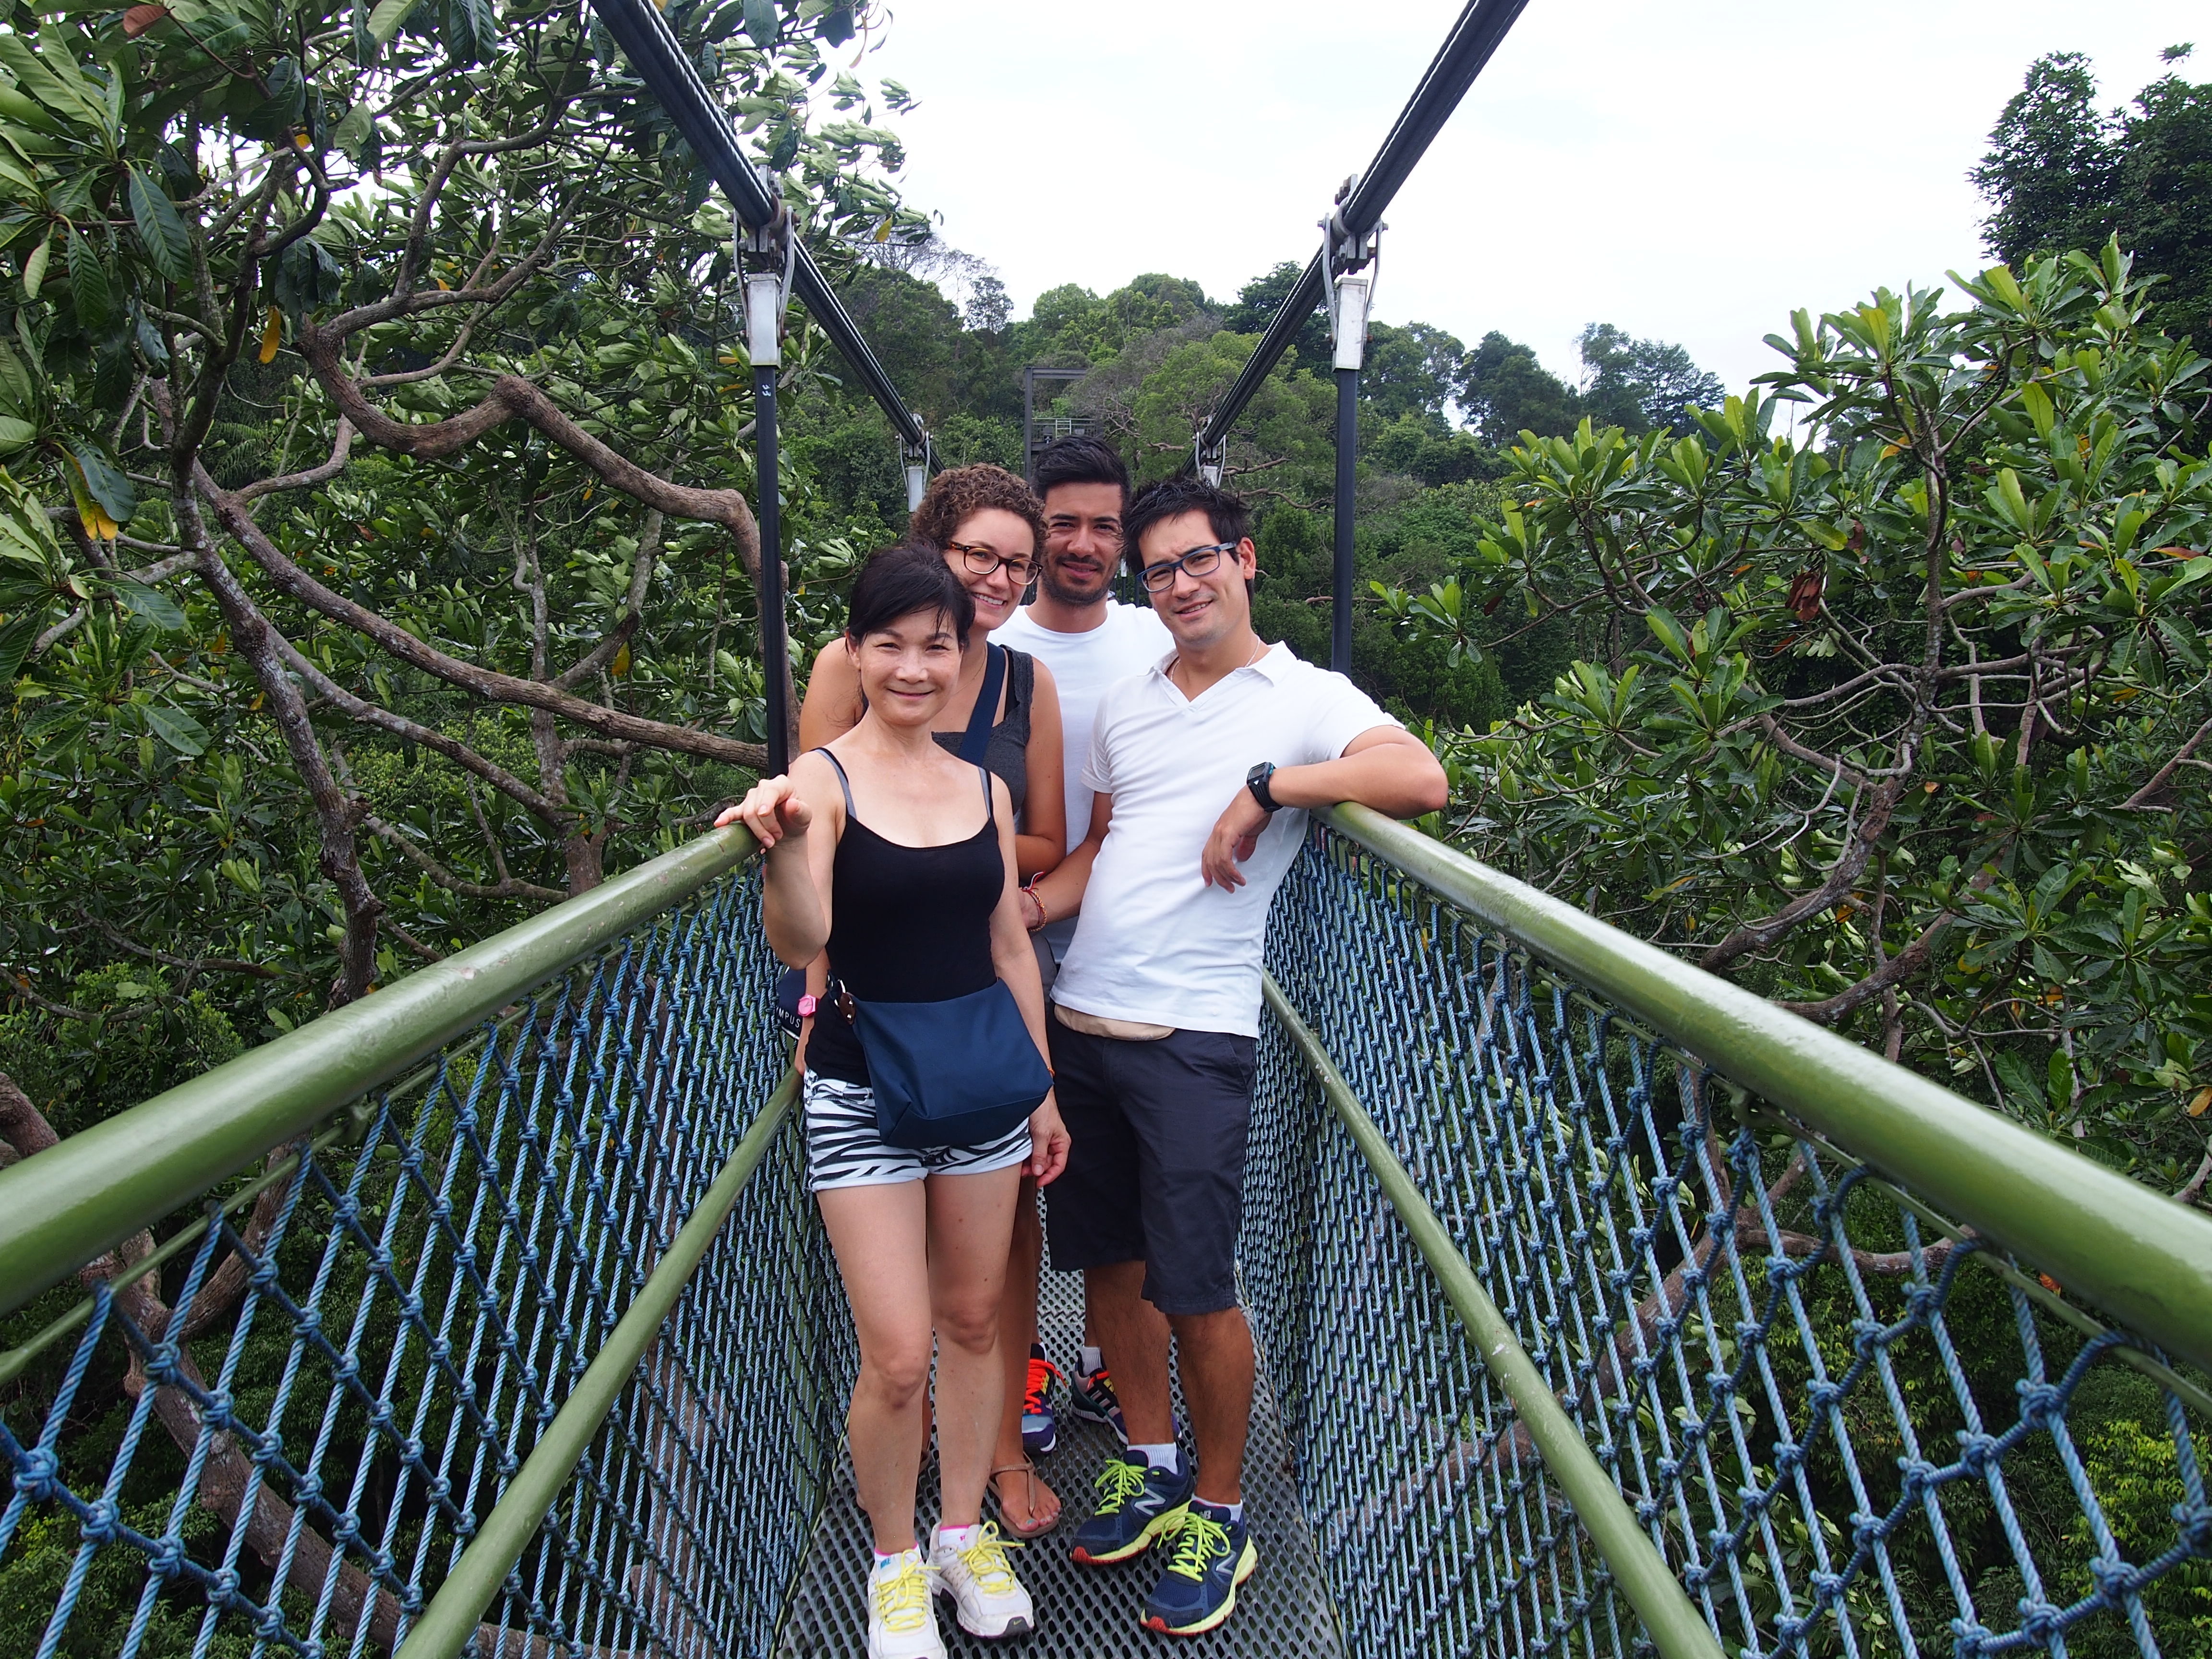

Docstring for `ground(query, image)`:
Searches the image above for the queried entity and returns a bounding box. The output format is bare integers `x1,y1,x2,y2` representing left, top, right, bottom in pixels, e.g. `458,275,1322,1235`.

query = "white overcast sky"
844,0,2201,396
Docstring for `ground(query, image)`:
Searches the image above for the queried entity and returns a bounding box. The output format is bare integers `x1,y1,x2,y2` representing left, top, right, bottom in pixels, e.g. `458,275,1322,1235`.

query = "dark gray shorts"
1043,1018,1256,1316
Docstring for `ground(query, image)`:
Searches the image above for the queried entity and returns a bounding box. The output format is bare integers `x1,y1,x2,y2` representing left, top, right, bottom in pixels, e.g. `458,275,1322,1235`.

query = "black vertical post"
755,363,790,776
1333,364,1358,674
1021,366,1036,489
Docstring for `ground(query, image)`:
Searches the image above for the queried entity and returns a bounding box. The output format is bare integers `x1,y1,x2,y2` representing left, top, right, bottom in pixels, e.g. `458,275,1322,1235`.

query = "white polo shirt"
1052,642,1400,1038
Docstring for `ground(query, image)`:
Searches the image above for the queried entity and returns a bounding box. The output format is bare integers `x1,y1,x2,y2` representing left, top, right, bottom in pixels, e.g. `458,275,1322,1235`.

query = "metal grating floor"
773,1257,1344,1658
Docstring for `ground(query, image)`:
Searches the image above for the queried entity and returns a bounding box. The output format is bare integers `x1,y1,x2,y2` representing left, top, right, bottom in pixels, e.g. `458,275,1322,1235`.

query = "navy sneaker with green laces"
1142,1499,1258,1636
1068,1453,1191,1566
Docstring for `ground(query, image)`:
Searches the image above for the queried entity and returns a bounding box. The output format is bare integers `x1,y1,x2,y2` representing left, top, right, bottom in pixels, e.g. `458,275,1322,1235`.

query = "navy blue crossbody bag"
810,649,1051,1148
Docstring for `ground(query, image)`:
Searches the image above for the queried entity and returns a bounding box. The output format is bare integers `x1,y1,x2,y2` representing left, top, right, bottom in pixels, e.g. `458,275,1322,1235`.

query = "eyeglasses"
1137,540,1239,592
947,541,1036,584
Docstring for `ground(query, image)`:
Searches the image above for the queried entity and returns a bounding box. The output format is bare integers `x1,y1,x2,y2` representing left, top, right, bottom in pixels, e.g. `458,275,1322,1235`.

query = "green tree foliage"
0,0,918,1078
1382,245,2212,1190
1575,320,1726,436
1458,329,1582,442
1977,46,2212,345
1220,258,1328,366
1010,272,1213,367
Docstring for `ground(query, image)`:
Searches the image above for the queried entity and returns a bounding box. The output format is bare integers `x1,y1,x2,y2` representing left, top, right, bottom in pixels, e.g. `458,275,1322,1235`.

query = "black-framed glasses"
1138,540,1238,591
947,541,1036,584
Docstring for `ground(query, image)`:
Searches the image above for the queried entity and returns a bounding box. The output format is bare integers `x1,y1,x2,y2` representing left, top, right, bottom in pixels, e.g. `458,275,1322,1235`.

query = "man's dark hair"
1122,477,1250,575
1034,435,1130,507
845,543,975,647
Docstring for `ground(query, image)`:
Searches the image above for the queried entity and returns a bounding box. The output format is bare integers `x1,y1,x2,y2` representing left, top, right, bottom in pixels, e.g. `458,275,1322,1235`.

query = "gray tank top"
933,646,1034,819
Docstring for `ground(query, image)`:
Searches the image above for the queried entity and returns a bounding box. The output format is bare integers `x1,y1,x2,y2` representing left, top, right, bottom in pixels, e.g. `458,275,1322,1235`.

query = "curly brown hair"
910,464,1046,560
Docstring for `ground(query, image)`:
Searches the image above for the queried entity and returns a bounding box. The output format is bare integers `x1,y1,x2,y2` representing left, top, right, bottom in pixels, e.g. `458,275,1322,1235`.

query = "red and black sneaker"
1020,1343,1063,1456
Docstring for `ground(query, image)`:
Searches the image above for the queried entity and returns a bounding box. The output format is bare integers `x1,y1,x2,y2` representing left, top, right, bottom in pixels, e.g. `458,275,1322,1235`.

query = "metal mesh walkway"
773,1252,1344,1659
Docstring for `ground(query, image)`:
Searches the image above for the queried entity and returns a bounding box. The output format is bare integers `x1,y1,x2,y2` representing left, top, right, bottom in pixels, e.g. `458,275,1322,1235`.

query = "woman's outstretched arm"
717,752,839,966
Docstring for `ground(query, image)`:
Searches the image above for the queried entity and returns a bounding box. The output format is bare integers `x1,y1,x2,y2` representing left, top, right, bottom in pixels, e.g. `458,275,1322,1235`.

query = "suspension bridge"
2,1,2209,1656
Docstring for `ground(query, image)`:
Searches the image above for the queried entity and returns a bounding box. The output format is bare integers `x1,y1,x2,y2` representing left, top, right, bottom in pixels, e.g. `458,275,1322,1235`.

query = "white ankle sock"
1193,1496,1243,1525
935,1522,980,1551
1080,1345,1104,1375
1131,1441,1181,1472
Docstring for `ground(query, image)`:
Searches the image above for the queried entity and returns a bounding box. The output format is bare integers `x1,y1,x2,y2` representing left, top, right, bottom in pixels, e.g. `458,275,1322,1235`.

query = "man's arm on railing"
1203,726,1446,890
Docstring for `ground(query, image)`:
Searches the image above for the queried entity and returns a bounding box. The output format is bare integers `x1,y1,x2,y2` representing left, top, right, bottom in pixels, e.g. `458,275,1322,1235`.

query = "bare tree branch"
2123,711,2212,811
365,817,565,903
193,461,768,769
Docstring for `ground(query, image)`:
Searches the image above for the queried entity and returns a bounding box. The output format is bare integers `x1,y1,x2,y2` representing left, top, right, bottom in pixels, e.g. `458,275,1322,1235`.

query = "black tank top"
805,749,1003,1086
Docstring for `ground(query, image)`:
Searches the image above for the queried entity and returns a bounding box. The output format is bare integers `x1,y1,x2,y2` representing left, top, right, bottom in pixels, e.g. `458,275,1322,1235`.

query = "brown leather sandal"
987,1461,1060,1539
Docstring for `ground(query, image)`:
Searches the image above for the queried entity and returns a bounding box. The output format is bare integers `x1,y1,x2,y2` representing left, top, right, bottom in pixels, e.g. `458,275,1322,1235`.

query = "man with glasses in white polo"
1029,476,1447,1635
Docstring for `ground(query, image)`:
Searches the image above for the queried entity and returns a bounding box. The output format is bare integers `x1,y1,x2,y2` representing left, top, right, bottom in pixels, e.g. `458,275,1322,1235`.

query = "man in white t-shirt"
982,437,1170,1534
997,435,1171,971
1031,478,1447,1635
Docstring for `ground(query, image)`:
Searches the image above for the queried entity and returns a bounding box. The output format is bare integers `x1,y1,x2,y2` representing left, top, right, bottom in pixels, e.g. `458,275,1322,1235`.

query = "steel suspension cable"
1196,0,1531,457
588,0,928,450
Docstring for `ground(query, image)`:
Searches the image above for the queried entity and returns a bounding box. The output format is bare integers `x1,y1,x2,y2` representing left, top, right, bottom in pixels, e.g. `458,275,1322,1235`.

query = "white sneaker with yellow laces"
866,1548,946,1659
927,1519,1035,1639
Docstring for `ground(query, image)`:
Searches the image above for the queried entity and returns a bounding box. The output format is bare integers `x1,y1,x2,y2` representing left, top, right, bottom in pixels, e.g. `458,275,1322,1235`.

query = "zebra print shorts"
802,1072,1033,1192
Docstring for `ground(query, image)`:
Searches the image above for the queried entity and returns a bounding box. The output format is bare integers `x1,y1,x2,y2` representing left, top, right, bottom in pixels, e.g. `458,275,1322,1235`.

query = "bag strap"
958,645,1006,765
977,765,993,826
811,747,857,817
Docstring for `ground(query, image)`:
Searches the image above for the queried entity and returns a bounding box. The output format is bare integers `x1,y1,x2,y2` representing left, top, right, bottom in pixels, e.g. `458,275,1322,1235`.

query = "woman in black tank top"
719,547,1068,1650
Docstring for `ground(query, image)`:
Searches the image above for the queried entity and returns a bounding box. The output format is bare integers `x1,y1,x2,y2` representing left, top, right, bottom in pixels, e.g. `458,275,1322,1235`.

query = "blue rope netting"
6,830,2208,1659
0,865,830,1659
1251,824,2212,1659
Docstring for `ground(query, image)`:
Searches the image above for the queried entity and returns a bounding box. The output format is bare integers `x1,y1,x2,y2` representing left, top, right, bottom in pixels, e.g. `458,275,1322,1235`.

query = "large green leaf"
64,226,111,330
365,0,419,45
144,702,210,757
0,416,35,457
0,611,40,685
112,577,185,629
0,32,107,130
17,233,48,301
127,165,192,283
69,444,135,525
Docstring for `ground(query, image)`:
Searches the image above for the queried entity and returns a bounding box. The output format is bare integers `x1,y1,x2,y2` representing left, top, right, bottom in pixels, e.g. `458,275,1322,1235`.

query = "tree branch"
365,817,565,903
236,417,356,503
2122,711,2212,811
193,462,767,769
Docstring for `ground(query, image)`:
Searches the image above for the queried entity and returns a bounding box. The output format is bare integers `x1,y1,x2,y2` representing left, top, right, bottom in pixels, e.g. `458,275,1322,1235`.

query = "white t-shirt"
996,600,1173,953
1052,642,1401,1038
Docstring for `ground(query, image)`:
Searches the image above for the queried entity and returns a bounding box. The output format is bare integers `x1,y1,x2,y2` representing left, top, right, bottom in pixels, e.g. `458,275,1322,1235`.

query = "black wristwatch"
1246,761,1281,814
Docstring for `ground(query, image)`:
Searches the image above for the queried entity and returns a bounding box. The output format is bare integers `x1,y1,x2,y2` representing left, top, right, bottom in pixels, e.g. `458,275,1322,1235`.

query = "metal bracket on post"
737,205,797,773
1322,175,1382,373
1322,177,1380,675
1194,434,1227,488
736,204,796,371
902,434,931,514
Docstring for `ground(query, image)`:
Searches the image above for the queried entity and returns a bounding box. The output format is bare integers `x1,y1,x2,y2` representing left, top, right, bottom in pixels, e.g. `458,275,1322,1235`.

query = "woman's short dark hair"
845,543,976,648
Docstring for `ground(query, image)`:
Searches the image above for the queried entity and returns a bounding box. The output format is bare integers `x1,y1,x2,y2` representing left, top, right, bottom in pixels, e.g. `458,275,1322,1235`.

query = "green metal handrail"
1263,974,1727,1659
394,1071,801,1659
0,823,759,1318
1321,802,2212,1378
